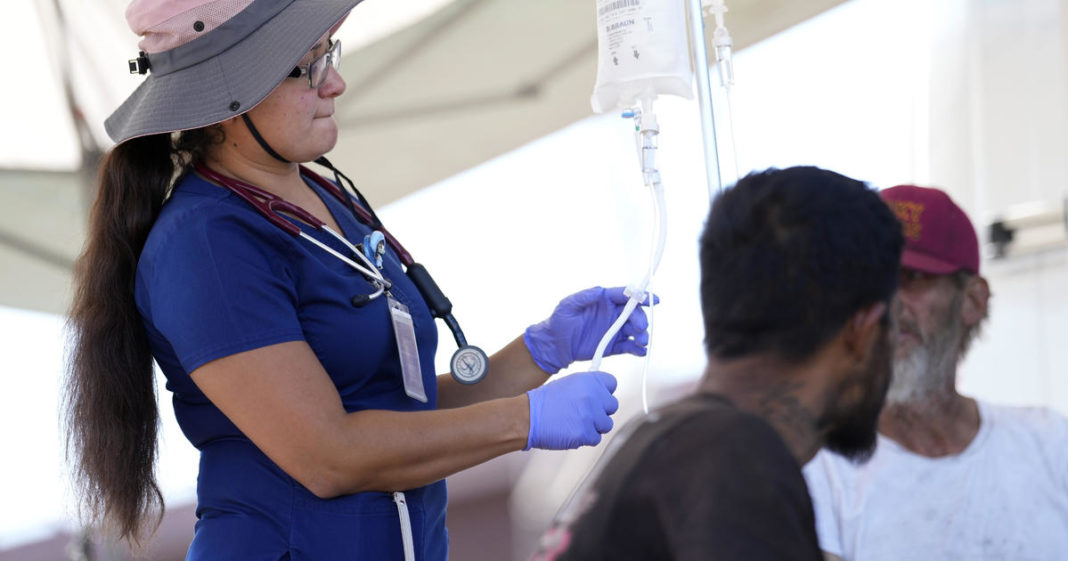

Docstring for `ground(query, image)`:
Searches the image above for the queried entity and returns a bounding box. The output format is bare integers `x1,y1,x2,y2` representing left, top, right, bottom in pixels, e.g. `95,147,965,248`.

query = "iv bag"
591,0,694,114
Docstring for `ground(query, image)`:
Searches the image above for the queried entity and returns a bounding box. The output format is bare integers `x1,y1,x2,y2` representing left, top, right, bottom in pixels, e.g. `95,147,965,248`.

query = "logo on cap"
887,200,925,242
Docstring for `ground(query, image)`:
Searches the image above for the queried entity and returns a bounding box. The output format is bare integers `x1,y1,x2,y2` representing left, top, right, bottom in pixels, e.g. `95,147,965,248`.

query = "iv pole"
687,0,724,201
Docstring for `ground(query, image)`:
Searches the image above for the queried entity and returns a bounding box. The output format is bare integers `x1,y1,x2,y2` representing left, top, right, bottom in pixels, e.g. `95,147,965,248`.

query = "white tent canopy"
0,0,850,316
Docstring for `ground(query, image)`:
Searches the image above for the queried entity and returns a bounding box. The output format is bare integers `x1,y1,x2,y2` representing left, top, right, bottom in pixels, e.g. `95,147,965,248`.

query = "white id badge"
388,295,427,403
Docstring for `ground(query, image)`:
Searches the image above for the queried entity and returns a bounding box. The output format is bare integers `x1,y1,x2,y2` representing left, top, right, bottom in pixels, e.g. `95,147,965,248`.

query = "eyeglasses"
288,39,341,88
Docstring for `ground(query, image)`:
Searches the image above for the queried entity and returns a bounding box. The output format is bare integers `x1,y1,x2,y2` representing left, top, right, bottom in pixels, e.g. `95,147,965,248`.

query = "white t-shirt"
803,401,1068,561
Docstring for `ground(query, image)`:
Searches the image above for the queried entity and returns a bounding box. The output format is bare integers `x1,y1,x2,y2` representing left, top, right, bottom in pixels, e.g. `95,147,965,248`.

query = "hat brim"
901,248,965,275
105,0,363,144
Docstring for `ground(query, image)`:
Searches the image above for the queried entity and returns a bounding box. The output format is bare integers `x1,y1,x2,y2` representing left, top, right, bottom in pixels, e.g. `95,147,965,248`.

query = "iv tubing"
642,180,667,414
588,193,662,403
636,181,665,414
687,0,724,200
640,291,654,414
721,90,740,183
707,0,741,183
590,100,669,407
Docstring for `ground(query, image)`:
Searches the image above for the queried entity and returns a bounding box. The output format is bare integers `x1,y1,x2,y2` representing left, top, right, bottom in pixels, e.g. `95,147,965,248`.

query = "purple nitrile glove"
524,286,657,375
525,371,619,451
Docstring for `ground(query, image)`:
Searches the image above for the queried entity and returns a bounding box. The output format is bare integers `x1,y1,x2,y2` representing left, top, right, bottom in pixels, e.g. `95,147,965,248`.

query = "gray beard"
886,316,962,405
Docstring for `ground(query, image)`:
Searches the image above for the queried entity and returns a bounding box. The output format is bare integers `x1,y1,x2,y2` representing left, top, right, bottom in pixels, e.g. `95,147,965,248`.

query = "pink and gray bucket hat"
105,0,362,144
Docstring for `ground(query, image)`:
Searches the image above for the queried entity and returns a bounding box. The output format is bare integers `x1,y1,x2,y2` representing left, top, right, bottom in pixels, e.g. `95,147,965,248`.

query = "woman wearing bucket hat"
63,0,654,559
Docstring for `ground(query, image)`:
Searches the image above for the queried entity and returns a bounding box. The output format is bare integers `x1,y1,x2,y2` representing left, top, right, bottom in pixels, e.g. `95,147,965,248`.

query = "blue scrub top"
136,170,448,560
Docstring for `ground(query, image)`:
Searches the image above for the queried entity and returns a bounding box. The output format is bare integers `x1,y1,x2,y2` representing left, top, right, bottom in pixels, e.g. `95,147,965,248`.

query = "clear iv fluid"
591,0,694,114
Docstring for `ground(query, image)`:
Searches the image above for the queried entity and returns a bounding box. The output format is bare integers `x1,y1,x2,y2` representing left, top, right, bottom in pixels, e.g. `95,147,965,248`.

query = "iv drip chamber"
592,0,694,114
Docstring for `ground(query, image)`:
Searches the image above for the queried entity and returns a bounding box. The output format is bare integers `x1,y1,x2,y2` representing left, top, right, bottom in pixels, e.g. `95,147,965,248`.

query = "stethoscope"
193,160,489,385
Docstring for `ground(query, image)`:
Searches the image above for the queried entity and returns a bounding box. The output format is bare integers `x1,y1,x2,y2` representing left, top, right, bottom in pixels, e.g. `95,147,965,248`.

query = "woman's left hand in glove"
523,286,657,375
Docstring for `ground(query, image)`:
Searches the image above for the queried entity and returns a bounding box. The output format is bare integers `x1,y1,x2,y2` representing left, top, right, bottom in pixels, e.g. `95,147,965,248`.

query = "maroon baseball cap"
880,185,980,275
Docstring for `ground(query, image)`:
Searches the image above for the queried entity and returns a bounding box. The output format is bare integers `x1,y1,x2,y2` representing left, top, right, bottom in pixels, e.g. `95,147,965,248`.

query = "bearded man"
532,167,903,561
803,185,1068,561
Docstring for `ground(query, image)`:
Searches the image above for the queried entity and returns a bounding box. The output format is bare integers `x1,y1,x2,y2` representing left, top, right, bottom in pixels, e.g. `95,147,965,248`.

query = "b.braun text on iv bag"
591,0,694,113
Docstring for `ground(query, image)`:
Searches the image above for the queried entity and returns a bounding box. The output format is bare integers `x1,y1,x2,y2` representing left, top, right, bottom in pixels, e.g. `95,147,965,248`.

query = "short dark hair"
699,166,903,360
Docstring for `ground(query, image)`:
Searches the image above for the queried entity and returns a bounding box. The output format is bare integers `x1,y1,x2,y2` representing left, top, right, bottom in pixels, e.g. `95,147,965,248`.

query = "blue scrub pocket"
290,491,425,561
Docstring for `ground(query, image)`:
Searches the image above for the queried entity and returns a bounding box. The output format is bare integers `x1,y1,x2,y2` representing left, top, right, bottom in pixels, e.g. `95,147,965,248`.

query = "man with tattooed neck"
804,185,1068,561
531,167,904,561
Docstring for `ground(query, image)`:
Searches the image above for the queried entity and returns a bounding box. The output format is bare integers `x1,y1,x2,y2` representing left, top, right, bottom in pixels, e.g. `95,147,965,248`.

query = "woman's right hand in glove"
524,371,619,450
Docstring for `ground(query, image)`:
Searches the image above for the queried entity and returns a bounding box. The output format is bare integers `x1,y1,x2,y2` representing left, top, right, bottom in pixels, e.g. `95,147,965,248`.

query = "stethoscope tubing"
191,163,463,335
192,160,488,386
194,162,392,290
